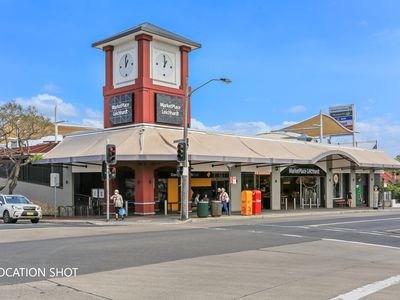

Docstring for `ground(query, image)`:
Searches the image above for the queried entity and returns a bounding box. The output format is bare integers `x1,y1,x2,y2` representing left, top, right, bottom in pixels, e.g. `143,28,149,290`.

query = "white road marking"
281,234,303,238
248,230,264,233
212,227,227,231
260,224,310,229
330,274,400,300
308,217,400,228
322,238,400,250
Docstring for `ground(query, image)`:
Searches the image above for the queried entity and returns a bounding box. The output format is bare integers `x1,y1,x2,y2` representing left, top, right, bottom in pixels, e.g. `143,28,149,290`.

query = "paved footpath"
1,209,400,299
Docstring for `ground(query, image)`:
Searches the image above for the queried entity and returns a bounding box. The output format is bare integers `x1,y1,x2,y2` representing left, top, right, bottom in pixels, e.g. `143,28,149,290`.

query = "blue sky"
0,0,399,156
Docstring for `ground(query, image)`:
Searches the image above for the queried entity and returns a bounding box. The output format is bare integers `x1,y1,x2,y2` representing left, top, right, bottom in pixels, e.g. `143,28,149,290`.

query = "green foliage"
387,182,400,199
0,101,51,193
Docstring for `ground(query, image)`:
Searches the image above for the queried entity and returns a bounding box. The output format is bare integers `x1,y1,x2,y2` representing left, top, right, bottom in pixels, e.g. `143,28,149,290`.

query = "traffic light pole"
181,78,190,221
106,139,110,221
180,77,232,221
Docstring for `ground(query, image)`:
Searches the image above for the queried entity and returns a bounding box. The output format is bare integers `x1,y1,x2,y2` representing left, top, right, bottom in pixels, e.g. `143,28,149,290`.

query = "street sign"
91,189,98,198
329,104,354,131
50,173,60,187
98,189,105,198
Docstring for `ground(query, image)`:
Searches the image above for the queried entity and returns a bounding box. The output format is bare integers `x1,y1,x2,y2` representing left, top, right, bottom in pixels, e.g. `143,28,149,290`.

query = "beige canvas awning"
277,113,353,137
38,124,400,169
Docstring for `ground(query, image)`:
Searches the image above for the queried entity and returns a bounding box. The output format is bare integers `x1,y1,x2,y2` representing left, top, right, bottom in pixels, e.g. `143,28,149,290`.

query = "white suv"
0,195,42,224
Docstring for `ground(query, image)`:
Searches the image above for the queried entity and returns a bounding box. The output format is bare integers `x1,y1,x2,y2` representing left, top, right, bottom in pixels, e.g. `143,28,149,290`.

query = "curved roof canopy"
277,113,353,137
38,124,400,169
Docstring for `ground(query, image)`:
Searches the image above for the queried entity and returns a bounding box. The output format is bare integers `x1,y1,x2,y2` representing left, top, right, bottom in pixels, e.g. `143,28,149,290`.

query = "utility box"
241,190,253,216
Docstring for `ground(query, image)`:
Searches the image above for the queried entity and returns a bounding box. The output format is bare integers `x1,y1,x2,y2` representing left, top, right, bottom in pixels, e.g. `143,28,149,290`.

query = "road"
1,211,400,299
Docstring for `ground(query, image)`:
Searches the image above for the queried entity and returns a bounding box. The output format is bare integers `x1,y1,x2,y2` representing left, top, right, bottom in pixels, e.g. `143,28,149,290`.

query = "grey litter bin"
211,201,222,217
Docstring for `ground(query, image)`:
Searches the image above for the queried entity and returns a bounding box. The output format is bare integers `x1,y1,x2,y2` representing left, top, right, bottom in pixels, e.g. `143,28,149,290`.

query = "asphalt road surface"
1,212,400,299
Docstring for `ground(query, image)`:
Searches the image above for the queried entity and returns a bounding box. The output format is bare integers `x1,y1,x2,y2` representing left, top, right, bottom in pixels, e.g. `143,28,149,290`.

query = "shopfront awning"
37,124,400,169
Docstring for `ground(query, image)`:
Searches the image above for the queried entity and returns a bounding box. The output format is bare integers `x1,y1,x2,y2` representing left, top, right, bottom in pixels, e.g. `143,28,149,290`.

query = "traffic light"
110,167,117,180
101,161,107,181
177,142,186,162
106,144,117,165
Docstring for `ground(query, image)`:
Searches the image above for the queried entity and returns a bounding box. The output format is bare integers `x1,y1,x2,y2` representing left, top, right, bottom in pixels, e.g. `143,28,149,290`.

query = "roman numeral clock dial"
119,53,134,77
155,53,173,79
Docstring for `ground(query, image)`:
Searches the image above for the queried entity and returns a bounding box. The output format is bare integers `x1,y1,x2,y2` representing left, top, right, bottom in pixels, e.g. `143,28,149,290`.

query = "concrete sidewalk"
42,207,400,226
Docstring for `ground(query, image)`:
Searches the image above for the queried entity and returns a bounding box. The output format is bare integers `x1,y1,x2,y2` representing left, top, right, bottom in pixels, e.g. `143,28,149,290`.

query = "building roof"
37,124,400,169
0,142,57,157
275,113,353,137
92,22,201,50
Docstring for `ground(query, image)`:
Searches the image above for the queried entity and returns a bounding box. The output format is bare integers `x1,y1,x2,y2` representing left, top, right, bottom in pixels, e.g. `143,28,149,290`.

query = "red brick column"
134,164,155,215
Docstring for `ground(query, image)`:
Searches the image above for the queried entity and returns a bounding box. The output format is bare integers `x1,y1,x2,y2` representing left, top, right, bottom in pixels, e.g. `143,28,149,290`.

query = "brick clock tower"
92,23,200,215
92,22,201,129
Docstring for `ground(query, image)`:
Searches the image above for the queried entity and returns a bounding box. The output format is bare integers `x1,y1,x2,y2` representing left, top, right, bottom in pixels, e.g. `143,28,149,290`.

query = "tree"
396,154,400,162
0,102,51,194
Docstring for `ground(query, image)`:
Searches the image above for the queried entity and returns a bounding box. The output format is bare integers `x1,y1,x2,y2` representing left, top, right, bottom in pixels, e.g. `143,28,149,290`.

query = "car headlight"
11,205,23,210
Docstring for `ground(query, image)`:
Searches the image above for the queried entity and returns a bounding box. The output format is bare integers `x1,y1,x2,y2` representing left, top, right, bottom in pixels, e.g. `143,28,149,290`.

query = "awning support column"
350,170,357,207
325,158,333,208
271,166,281,210
229,166,242,213
369,170,375,208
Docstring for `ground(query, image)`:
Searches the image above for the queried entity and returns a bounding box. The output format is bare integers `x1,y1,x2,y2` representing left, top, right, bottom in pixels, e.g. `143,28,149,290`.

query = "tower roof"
92,22,201,50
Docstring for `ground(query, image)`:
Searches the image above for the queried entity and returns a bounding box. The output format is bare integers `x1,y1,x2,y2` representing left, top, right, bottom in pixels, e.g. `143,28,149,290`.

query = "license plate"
26,212,34,216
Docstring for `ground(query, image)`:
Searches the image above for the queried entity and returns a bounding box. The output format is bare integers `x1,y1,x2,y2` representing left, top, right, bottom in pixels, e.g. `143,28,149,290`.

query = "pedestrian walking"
373,185,379,209
219,188,230,215
111,189,124,220
346,191,353,207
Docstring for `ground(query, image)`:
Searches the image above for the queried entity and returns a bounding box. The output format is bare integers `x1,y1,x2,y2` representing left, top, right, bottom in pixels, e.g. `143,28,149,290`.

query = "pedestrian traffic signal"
110,167,117,180
101,161,107,181
106,144,117,165
177,142,186,162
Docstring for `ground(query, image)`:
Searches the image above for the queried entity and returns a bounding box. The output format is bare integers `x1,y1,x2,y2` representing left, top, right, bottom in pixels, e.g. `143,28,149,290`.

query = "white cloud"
191,118,293,136
82,118,103,128
287,105,307,113
14,94,79,119
358,20,368,27
357,117,400,156
81,108,103,128
42,83,59,93
373,28,400,42
7,93,103,129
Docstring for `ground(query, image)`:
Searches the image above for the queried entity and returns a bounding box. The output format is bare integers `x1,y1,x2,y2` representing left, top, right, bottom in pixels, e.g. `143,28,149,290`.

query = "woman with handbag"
219,188,230,215
111,189,124,221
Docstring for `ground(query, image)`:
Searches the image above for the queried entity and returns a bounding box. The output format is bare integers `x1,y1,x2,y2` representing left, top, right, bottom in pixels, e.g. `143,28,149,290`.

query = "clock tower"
92,22,201,128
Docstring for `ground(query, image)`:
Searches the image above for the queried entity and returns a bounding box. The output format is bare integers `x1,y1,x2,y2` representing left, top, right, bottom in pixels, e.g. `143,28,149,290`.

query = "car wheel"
3,211,12,224
31,219,39,224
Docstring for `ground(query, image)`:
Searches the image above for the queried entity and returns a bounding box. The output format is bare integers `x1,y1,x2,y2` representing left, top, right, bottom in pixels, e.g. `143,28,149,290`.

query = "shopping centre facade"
39,23,400,215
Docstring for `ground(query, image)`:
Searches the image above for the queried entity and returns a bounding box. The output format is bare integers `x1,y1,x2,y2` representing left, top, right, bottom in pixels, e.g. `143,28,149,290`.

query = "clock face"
155,53,174,78
119,53,134,78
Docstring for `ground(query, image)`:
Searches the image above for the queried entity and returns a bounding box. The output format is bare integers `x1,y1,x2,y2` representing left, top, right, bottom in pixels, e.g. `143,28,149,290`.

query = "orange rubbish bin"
241,190,252,216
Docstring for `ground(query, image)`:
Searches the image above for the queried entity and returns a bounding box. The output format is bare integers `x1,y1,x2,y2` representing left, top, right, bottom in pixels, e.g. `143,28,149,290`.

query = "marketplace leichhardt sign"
281,165,326,177
155,93,183,125
109,93,133,125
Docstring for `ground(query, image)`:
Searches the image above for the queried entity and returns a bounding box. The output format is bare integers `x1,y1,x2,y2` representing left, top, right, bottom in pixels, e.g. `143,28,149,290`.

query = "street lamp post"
180,77,232,221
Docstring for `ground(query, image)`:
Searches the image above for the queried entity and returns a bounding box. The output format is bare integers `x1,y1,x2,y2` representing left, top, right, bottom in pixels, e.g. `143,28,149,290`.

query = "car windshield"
4,196,31,204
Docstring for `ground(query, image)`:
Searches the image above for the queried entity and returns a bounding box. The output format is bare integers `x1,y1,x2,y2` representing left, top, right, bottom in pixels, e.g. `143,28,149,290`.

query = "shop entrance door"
300,176,321,208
